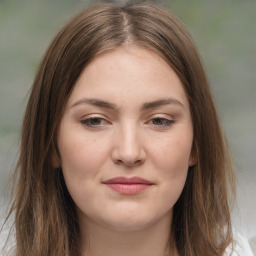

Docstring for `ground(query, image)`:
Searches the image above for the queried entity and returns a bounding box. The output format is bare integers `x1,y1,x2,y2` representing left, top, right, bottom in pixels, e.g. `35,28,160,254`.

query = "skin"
57,46,195,256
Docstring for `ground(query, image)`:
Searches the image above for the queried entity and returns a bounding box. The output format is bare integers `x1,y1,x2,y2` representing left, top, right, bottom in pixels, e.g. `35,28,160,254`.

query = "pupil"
91,118,101,125
154,118,163,125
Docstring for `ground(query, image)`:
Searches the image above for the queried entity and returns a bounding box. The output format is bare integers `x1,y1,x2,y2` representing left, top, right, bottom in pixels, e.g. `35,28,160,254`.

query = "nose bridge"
112,119,145,166
121,121,140,153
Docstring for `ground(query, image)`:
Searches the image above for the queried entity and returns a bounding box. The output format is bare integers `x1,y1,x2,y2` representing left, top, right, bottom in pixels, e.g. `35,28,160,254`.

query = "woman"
1,1,252,255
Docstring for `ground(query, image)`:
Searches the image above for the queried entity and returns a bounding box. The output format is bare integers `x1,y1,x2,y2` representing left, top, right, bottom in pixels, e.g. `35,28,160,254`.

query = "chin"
98,211,167,232
103,218,153,232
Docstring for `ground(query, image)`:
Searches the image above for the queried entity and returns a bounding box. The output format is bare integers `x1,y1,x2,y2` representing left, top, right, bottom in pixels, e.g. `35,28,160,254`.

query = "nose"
111,123,146,167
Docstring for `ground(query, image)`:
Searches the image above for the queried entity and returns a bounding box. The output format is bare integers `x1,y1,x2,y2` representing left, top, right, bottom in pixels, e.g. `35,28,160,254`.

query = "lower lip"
105,183,151,194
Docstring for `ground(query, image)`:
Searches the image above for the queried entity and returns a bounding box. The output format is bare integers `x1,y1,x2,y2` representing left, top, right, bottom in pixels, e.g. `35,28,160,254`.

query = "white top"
225,232,254,256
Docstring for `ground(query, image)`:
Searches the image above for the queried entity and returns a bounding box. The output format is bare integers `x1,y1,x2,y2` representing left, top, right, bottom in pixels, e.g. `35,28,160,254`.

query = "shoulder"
224,232,254,256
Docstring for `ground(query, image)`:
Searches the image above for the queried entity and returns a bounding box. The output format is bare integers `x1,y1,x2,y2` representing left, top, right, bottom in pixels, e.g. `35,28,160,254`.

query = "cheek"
59,128,105,169
148,131,192,201
156,154,189,212
57,130,109,208
150,131,193,173
57,127,111,198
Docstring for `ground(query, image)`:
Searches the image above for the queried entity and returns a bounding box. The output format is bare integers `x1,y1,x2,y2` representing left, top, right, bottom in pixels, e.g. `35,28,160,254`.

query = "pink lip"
102,176,153,194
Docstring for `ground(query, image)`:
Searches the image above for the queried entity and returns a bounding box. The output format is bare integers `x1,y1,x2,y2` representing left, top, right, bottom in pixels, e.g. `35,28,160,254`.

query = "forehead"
67,46,189,109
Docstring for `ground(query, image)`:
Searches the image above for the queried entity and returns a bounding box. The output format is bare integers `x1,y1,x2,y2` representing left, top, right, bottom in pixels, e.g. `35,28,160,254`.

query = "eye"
81,117,110,127
149,117,174,127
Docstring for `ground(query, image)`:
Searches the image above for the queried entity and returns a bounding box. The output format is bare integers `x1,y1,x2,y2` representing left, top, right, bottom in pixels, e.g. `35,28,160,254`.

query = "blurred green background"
0,0,255,240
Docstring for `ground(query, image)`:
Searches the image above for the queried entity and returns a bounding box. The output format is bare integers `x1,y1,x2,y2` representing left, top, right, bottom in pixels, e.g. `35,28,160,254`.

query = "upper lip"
102,176,153,185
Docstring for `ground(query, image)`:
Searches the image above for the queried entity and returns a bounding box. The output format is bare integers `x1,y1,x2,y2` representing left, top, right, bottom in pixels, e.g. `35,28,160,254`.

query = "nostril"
115,158,144,167
111,132,146,167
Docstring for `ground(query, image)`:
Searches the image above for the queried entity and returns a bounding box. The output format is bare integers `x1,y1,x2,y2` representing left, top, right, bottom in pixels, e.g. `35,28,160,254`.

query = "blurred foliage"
0,0,89,140
167,0,256,156
0,0,255,163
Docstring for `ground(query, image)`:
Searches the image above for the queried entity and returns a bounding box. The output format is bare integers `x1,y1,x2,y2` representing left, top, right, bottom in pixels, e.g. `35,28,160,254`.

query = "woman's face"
58,46,195,232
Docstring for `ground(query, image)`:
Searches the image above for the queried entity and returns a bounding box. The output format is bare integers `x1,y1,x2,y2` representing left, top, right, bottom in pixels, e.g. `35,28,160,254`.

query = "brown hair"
3,1,236,255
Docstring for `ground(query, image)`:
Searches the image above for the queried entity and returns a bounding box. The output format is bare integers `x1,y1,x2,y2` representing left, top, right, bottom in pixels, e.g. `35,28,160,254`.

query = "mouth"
102,176,154,195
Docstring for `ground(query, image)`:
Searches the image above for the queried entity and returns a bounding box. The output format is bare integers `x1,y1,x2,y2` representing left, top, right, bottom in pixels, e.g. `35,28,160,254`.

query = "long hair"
3,1,236,255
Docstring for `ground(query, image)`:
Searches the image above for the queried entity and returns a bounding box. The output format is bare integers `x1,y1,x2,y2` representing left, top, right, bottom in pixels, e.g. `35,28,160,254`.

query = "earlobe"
188,145,198,167
188,154,197,167
52,153,60,169
52,144,61,169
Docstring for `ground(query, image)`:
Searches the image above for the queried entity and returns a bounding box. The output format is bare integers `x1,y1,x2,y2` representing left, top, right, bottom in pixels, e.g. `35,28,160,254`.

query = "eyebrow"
70,97,184,110
71,98,117,110
141,98,184,110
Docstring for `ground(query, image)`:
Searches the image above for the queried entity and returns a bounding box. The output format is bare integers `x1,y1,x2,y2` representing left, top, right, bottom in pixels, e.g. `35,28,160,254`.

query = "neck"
80,213,178,256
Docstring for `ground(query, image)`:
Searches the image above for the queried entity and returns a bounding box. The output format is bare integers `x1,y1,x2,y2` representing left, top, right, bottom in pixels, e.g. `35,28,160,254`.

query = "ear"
52,153,60,169
52,144,61,169
188,154,197,167
188,144,197,167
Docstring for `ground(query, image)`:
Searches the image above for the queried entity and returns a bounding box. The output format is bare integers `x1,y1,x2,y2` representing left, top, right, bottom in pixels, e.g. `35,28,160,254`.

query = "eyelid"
147,113,175,120
82,113,106,118
145,114,175,126
80,114,112,127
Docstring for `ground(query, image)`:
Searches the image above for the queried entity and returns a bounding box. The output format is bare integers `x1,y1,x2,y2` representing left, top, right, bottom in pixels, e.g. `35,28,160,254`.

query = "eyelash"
148,117,174,127
81,116,109,127
80,116,174,128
